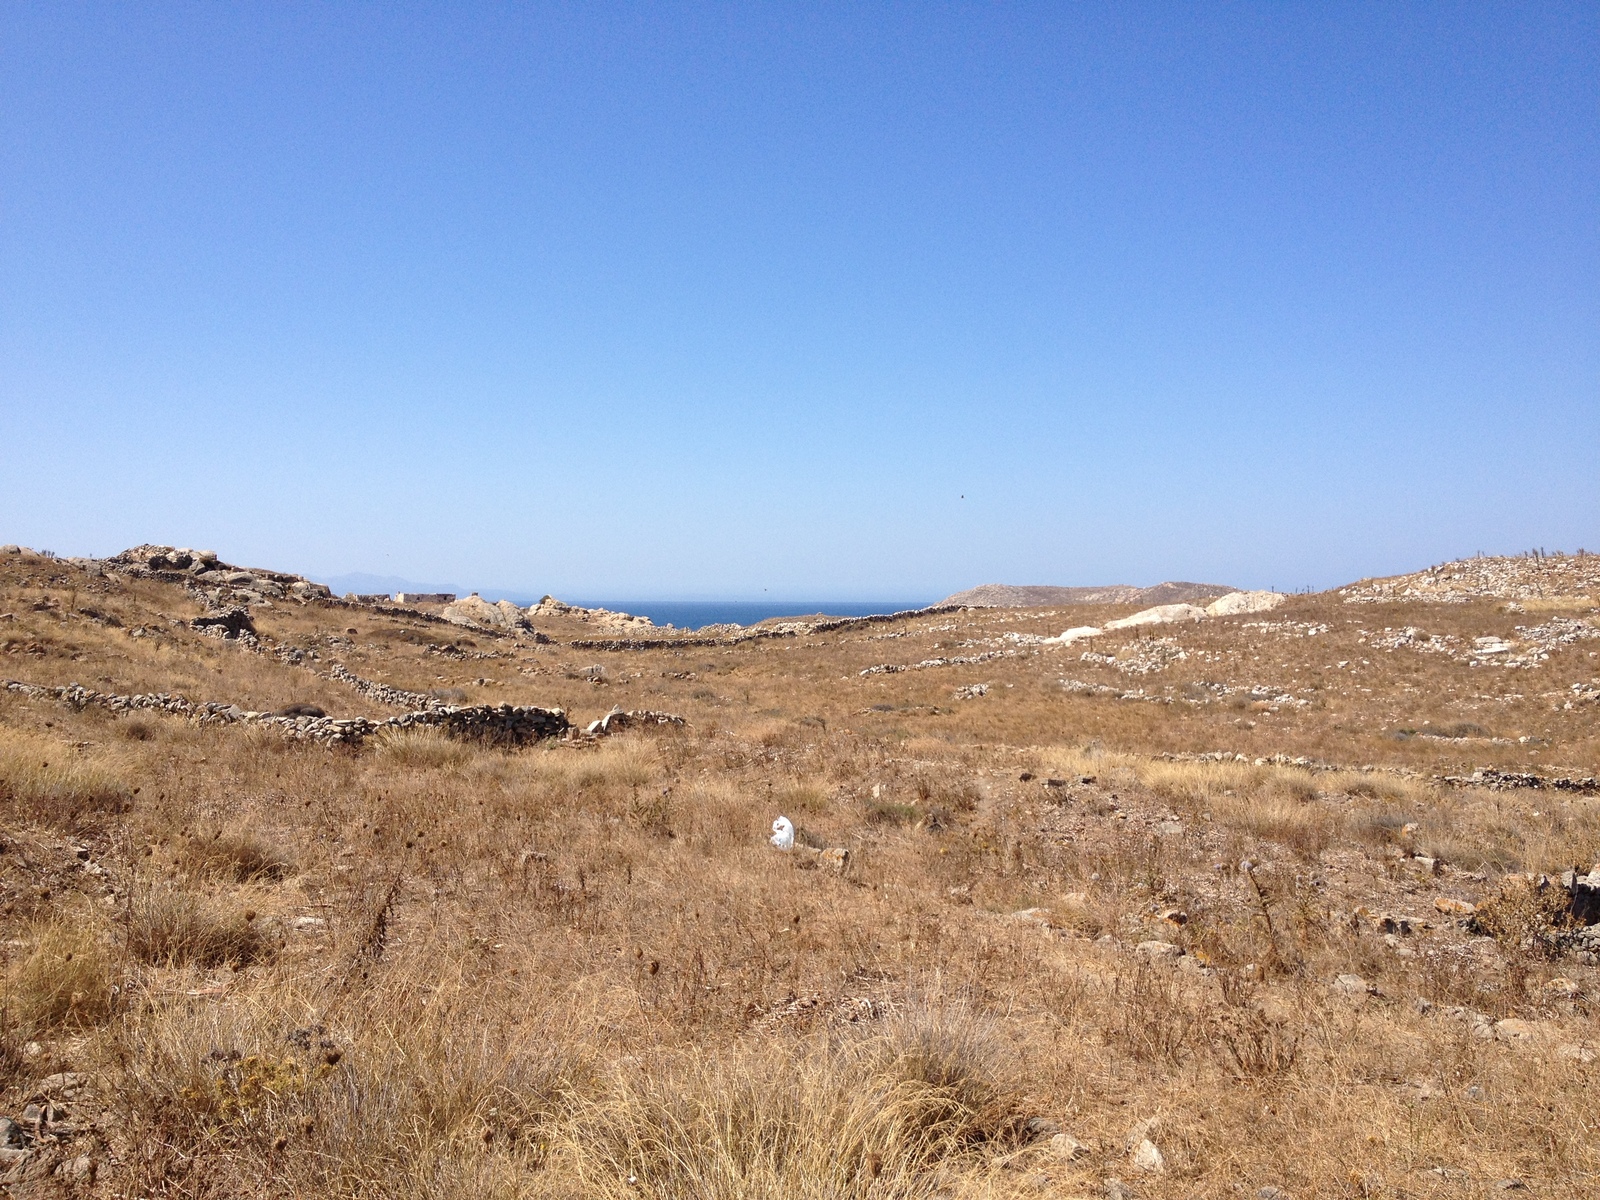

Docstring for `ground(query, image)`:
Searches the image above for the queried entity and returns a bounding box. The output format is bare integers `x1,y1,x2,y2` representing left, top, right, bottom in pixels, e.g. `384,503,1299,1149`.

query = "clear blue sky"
2,3,1595,599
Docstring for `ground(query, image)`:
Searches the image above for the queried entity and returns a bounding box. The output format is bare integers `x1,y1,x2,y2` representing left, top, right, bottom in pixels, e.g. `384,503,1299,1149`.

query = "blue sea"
565,600,935,631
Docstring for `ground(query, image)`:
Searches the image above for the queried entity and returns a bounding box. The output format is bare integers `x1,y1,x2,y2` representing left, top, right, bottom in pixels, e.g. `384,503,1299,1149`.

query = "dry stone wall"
2,679,568,748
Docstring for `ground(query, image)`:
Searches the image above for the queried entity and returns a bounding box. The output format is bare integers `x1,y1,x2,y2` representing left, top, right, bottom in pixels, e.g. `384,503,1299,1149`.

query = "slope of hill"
1340,551,1600,604
1,541,1597,1197
940,580,1237,607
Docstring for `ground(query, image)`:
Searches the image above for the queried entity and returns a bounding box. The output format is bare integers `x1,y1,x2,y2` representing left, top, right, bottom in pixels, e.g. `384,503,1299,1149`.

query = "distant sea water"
566,600,936,632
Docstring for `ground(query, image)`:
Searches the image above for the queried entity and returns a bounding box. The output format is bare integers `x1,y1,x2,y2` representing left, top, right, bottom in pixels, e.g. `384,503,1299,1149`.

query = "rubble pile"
584,708,689,736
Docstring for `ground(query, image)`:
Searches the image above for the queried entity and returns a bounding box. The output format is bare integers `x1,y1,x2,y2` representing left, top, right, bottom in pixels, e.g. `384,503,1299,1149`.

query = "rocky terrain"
0,544,1596,1198
939,582,1238,608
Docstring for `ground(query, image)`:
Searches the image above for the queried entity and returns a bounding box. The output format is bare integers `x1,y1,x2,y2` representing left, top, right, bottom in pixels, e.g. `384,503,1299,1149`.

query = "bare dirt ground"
2,546,1597,1199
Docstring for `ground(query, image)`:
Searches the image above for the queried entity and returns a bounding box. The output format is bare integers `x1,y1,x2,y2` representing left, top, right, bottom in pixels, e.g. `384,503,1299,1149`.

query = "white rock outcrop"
1105,604,1208,631
1205,590,1287,616
441,594,525,630
1044,626,1103,645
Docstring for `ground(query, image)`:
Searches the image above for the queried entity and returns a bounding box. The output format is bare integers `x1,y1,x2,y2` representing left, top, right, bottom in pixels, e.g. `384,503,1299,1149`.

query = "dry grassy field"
2,546,1598,1198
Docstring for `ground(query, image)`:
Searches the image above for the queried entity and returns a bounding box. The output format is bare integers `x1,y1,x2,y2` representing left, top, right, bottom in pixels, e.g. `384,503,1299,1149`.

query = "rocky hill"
940,580,1237,608
1340,551,1600,604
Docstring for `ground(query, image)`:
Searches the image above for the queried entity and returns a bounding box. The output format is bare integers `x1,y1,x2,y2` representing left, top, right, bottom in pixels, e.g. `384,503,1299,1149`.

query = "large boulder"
1105,604,1208,631
441,594,524,630
1206,590,1288,617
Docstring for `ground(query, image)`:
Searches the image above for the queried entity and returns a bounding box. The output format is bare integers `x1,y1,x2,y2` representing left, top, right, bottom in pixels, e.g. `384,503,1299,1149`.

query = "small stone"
1104,1179,1135,1200
0,1118,23,1148
0,1147,31,1167
1333,973,1372,996
58,1154,94,1181
1258,1188,1291,1200
1494,1018,1539,1042
1047,1132,1090,1161
1493,1181,1525,1191
1433,896,1476,916
291,916,328,934
1135,940,1182,960
38,1071,85,1096
1131,1138,1165,1172
1024,1116,1062,1139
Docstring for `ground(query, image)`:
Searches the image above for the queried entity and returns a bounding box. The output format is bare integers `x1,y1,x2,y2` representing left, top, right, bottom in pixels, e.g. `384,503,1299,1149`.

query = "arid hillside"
2,544,1597,1199
939,583,1236,608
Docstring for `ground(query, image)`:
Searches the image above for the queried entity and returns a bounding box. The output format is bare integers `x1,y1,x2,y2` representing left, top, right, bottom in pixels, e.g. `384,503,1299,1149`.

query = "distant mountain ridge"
939,581,1237,608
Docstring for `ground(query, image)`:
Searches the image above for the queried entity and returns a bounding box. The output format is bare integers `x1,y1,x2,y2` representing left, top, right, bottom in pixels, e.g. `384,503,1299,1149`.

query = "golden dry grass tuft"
0,723,132,830
122,883,276,968
5,914,121,1031
560,1005,1025,1200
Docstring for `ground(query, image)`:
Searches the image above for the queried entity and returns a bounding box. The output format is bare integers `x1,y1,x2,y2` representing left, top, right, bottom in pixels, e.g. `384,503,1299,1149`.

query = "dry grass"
0,723,132,830
122,883,276,968
3,552,1599,1195
179,826,295,882
4,914,121,1030
561,1005,1025,1200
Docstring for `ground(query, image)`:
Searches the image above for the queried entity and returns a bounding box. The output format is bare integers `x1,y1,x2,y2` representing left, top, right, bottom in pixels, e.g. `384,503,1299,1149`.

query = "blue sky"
2,3,1595,599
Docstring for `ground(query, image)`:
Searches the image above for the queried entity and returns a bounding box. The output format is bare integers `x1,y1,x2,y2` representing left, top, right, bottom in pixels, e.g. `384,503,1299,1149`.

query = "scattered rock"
1433,896,1476,916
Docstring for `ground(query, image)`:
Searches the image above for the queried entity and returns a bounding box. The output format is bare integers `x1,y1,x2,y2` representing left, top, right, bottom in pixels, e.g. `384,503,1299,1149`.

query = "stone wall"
2,679,568,747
